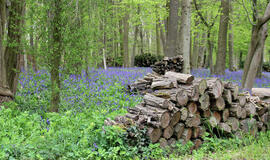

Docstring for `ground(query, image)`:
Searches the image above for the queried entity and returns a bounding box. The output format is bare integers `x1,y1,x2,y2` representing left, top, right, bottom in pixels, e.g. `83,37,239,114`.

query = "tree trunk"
192,17,200,69
156,11,161,56
123,11,129,67
228,2,234,71
49,0,63,112
215,0,229,75
160,21,166,54
165,0,179,57
178,0,191,74
4,0,25,95
242,3,270,89
198,32,207,68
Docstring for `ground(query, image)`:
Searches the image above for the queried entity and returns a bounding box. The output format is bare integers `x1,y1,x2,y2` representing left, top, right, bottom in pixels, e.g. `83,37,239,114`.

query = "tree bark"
178,0,191,74
228,2,234,71
165,0,179,57
242,3,270,89
192,17,200,69
215,0,229,75
4,0,25,95
49,0,63,112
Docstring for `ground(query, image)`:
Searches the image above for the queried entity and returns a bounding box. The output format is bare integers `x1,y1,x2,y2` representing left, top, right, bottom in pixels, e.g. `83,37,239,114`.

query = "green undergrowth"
1,73,270,159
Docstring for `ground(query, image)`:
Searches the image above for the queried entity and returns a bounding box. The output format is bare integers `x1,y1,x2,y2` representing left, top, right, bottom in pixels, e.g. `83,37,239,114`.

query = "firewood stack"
150,56,184,75
109,71,270,148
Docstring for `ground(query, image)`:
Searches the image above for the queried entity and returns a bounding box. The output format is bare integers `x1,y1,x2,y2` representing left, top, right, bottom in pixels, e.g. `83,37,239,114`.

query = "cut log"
188,102,198,114
218,123,232,133
182,128,192,142
180,84,200,101
164,71,194,84
159,138,168,148
227,117,239,132
185,116,201,127
199,93,210,111
151,80,175,90
223,89,232,104
252,88,270,99
222,109,230,122
213,111,221,124
143,93,170,109
240,108,247,119
176,90,189,106
245,102,257,116
193,78,207,95
163,126,174,139
148,127,162,143
211,97,225,111
224,82,239,100
174,123,185,139
203,109,212,118
180,107,189,121
169,107,181,127
209,116,219,127
129,105,171,128
126,113,139,121
238,95,246,107
104,118,117,126
206,78,224,99
153,89,178,101
229,103,242,118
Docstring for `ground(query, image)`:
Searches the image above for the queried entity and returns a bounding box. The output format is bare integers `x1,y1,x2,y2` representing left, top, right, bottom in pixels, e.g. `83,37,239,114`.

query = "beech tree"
215,0,230,75
242,2,270,89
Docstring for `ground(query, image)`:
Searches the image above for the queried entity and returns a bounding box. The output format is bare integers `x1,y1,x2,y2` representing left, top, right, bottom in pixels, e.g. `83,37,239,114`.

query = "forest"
1,0,270,159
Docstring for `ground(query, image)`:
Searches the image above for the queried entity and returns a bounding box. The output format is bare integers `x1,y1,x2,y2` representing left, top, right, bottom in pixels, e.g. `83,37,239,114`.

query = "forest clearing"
1,0,270,159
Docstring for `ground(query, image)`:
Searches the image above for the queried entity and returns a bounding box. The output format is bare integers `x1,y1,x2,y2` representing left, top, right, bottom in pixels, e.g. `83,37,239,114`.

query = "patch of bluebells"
17,67,151,113
192,69,270,88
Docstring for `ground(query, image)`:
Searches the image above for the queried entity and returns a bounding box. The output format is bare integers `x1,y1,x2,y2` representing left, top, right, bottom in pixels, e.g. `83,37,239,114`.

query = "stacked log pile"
110,71,270,148
150,56,184,75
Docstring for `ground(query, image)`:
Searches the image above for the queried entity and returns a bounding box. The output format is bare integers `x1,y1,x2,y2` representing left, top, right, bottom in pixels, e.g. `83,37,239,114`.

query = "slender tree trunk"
198,32,207,68
178,0,191,74
139,24,144,54
49,0,63,112
123,12,129,67
228,3,234,71
165,0,179,57
207,32,214,73
156,21,161,56
192,18,200,69
160,21,166,54
132,25,139,67
215,0,229,75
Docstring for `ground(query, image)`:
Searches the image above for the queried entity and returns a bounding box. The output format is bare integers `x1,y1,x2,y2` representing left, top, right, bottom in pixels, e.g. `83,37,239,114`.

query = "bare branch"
193,0,209,28
242,0,256,25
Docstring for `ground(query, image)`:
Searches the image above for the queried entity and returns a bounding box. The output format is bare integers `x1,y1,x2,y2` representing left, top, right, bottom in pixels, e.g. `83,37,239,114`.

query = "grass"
1,67,270,159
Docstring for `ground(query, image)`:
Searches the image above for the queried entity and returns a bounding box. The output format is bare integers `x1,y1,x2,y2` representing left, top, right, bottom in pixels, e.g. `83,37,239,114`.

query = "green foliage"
134,53,163,67
263,62,270,72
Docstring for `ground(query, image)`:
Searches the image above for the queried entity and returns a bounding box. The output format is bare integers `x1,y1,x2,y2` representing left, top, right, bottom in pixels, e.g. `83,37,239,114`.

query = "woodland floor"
1,67,270,159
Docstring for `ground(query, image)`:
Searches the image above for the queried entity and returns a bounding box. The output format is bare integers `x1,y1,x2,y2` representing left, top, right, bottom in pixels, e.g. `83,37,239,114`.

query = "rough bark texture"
178,0,191,74
215,0,229,75
123,11,129,67
165,0,179,57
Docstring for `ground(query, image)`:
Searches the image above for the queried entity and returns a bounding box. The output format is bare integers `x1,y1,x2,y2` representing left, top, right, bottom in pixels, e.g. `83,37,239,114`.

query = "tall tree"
49,0,63,112
228,1,235,71
165,0,179,57
178,0,191,73
242,2,270,89
194,0,219,74
214,0,230,75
